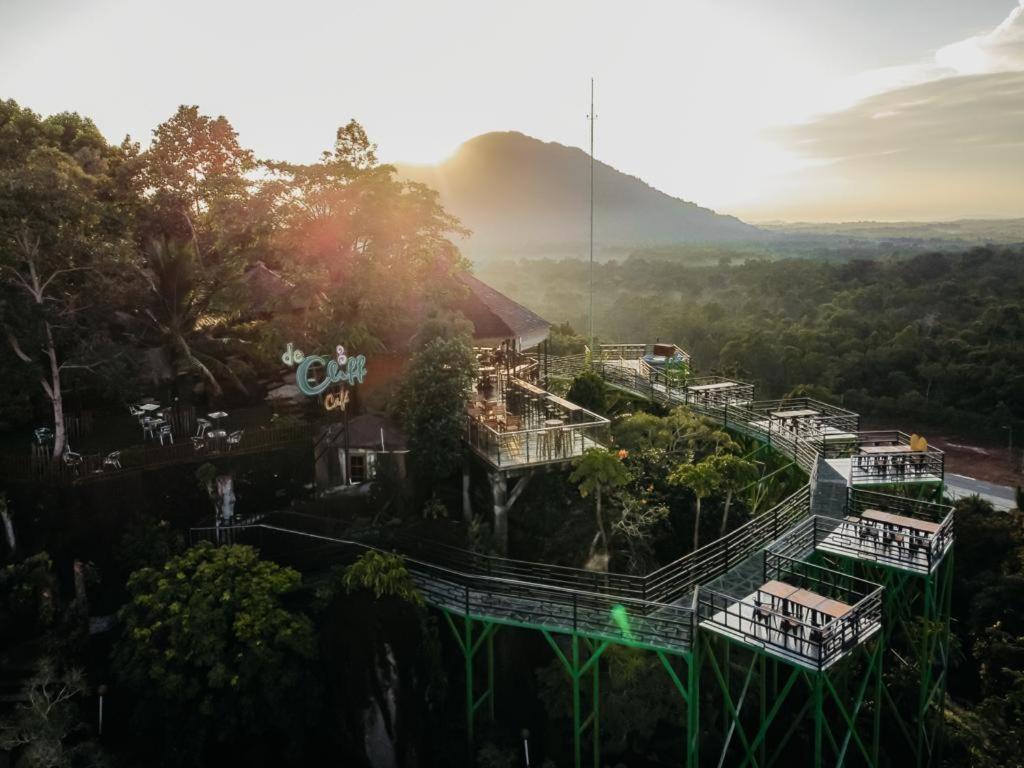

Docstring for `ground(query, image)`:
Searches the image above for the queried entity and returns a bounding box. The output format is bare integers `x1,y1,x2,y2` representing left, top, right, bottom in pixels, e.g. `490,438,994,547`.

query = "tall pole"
588,78,595,356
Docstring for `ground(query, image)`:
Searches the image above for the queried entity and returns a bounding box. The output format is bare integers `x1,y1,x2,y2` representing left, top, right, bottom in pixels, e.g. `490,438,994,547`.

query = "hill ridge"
396,131,764,260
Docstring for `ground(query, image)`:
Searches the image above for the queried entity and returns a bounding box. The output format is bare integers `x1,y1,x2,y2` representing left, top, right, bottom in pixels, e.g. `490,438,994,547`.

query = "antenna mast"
588,78,596,356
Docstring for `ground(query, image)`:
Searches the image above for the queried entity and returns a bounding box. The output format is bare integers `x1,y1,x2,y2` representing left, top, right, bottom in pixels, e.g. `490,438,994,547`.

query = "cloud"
771,3,1024,219
935,0,1024,74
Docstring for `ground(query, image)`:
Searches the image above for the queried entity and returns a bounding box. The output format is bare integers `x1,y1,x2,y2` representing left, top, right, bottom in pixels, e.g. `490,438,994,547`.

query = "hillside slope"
397,131,764,260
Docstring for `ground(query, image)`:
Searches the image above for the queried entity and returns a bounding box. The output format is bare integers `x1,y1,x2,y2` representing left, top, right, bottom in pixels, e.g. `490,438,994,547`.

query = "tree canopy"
113,543,317,765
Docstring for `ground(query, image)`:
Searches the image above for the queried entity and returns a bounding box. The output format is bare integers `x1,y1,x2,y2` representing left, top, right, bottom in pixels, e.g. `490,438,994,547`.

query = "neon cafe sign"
282,342,367,411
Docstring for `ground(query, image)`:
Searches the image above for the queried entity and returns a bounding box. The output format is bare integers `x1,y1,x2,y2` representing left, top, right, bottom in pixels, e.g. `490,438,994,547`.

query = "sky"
1,0,1022,222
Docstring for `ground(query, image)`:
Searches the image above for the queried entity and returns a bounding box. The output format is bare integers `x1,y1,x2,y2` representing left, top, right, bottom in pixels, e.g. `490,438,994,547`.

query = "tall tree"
260,119,468,354
668,458,722,551
142,105,256,250
708,452,759,535
135,106,266,398
113,543,317,765
570,448,632,559
396,314,477,494
0,101,137,457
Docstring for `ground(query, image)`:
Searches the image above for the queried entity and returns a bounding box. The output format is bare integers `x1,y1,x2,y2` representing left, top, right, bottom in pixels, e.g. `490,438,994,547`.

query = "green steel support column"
541,630,608,768
487,622,496,720
812,672,824,768
590,639,600,768
688,642,699,768
821,635,884,767
656,650,698,768
759,654,767,768
572,635,581,768
873,631,883,764
441,610,498,751
466,616,474,746
826,543,953,768
917,564,934,767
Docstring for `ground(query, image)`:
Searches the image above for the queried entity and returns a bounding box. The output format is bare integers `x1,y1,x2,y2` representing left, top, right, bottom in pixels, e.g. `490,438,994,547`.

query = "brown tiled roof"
457,272,550,346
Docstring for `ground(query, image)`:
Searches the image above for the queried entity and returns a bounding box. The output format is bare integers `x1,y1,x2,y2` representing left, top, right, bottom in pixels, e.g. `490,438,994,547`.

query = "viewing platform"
697,552,882,671
680,377,754,409
819,489,954,574
822,430,944,486
467,349,610,471
766,489,954,575
737,397,859,442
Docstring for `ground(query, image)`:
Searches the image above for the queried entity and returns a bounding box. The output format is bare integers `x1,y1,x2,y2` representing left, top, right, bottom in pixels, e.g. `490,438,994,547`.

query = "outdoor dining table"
208,411,229,425
860,509,941,535
137,403,161,414
769,409,820,420
687,382,738,391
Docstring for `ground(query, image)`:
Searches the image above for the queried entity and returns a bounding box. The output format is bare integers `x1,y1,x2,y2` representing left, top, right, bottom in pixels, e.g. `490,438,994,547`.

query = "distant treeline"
479,247,1024,439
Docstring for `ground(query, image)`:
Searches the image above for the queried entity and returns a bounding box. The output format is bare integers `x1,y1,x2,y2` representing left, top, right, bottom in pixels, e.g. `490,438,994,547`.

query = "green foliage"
668,458,722,499
614,407,737,460
611,494,671,574
475,741,517,768
396,315,477,490
421,494,449,520
341,550,425,607
112,543,316,764
116,515,182,574
0,99,141,454
945,497,1024,764
0,658,104,768
566,369,607,414
0,553,59,644
570,448,632,557
547,321,587,356
535,646,681,763
260,120,468,354
669,457,724,550
570,448,631,501
478,248,1024,438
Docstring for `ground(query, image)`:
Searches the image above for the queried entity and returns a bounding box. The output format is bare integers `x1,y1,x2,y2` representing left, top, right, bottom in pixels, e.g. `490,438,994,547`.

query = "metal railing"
644,485,812,604
598,343,649,362
845,488,954,570
465,414,610,469
743,398,859,437
697,553,882,671
190,522,695,651
820,431,945,484
0,419,332,485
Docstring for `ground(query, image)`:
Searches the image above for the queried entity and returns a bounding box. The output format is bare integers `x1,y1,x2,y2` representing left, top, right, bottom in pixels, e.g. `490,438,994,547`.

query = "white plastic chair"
158,424,174,446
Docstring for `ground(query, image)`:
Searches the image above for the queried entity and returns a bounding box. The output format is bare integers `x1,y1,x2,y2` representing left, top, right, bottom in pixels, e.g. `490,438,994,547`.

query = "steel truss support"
698,630,883,768
813,549,953,767
442,610,499,750
541,631,608,768
656,649,700,768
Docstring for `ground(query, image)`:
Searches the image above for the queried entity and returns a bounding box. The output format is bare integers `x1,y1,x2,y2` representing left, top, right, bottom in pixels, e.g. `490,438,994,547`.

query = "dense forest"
480,251,1024,440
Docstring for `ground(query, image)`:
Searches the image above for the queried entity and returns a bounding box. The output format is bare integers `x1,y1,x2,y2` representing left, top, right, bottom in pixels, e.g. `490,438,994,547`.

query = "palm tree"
138,238,253,398
569,448,631,560
708,453,759,535
669,458,722,552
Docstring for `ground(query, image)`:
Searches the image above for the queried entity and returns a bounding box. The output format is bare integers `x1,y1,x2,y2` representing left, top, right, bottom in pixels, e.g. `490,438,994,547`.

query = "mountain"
396,131,764,261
